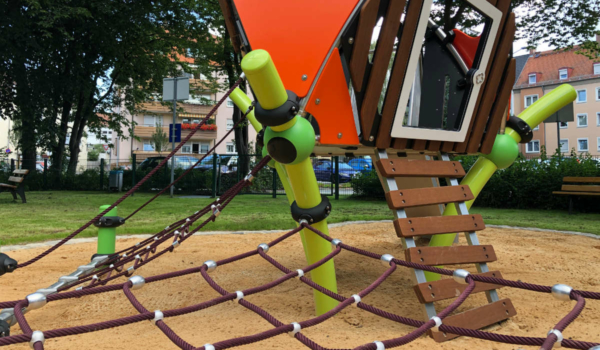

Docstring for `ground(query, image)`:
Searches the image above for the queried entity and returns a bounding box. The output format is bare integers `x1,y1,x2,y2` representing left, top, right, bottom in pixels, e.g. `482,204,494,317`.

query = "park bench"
0,169,29,203
552,177,600,214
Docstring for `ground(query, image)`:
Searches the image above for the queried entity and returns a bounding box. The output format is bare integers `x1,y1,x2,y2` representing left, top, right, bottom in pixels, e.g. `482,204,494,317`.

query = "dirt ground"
2,222,600,349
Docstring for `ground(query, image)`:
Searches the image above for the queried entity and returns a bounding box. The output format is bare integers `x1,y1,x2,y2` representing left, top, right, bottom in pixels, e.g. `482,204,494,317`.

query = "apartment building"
513,42,600,157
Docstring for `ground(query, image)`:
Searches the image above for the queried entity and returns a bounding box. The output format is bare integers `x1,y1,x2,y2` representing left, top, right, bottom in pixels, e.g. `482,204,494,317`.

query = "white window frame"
558,69,568,80
226,142,236,154
181,143,192,154
595,63,600,75
559,139,569,153
143,140,155,152
529,74,536,84
226,97,234,108
143,115,161,127
200,142,210,154
577,138,589,152
559,121,568,129
597,137,600,151
576,89,587,103
533,125,540,131
577,113,588,127
597,112,600,126
524,94,539,108
596,87,600,101
526,140,540,153
226,119,234,131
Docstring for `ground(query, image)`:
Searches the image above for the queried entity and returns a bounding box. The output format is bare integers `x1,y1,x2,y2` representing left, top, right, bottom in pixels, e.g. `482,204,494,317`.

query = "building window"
226,119,234,131
596,87,600,101
559,121,568,129
559,139,569,153
595,63,600,75
181,143,192,154
577,114,588,127
200,143,210,154
143,115,161,127
524,95,538,108
528,74,536,84
526,140,540,153
182,118,190,124
559,69,568,80
226,98,234,108
598,137,600,151
577,89,587,103
192,119,200,124
597,112,600,126
533,125,540,131
143,140,155,151
577,138,589,152
226,142,236,154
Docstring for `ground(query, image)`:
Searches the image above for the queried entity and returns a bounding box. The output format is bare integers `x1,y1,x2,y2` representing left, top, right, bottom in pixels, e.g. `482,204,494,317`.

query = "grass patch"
1,192,598,246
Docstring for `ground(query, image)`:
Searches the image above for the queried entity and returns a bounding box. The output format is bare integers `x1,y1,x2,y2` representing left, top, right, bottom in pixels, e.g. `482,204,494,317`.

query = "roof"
514,47,600,89
514,54,529,84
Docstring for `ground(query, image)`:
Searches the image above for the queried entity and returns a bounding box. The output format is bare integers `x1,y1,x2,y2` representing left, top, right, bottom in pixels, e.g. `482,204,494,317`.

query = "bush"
350,169,385,199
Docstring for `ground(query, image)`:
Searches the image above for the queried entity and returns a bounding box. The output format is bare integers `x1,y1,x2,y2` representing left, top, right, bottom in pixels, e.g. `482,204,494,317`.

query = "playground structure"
0,0,599,349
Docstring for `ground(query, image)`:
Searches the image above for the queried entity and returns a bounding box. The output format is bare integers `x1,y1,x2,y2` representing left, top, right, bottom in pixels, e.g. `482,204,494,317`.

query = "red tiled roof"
514,48,600,88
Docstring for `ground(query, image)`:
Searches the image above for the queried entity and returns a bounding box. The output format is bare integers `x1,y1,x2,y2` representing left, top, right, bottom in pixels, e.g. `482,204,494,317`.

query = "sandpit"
1,222,599,349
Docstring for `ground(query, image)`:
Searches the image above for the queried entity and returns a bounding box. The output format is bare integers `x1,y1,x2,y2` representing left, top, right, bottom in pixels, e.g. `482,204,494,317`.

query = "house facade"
513,43,600,157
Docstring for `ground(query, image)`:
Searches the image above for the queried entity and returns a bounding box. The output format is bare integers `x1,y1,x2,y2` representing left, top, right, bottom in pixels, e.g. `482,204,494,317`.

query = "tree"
151,122,169,156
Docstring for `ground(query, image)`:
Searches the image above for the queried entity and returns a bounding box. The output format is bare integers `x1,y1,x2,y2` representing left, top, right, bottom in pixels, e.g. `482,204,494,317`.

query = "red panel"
305,49,359,146
234,0,359,97
452,29,481,69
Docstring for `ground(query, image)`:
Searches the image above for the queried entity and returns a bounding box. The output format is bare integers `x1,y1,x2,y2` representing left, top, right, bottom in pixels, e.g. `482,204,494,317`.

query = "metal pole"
43,159,48,190
10,159,14,172
557,121,561,163
131,154,136,196
100,158,105,191
334,156,339,200
170,78,178,198
211,154,218,198
272,167,277,198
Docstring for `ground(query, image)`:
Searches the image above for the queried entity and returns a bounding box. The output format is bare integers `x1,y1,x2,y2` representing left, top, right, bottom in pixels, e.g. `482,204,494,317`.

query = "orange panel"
234,0,360,98
305,49,359,146
452,29,481,69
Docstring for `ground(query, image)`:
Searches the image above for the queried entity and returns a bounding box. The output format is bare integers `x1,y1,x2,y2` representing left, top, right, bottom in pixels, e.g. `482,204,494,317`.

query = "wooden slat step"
414,271,503,303
8,176,24,183
349,0,380,92
562,185,600,192
13,169,29,175
394,215,485,237
553,191,600,196
563,177,600,183
376,159,465,178
0,183,17,189
405,245,496,266
429,298,517,342
385,185,474,209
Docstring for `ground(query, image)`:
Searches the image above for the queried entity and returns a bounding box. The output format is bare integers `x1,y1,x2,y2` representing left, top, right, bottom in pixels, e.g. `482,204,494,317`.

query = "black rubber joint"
506,115,534,144
291,195,332,224
0,253,17,276
254,90,300,127
93,216,125,228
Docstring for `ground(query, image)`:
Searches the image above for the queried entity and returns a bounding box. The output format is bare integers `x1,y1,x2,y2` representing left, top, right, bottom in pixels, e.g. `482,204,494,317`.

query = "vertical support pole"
97,205,117,255
43,159,48,190
131,154,136,196
212,154,218,198
334,156,339,200
100,158,105,191
569,196,573,215
170,78,178,198
10,159,15,172
272,167,277,198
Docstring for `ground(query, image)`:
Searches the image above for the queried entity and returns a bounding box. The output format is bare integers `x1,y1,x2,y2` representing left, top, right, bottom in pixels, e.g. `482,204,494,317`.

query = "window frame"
577,138,589,152
559,139,569,153
597,137,600,151
528,74,536,84
559,121,568,129
181,143,192,154
524,94,539,108
533,125,540,131
577,113,588,128
200,142,210,154
597,112,600,126
576,89,587,103
594,63,600,75
226,97,234,108
226,142,236,154
558,69,568,80
226,119,234,131
143,140,155,152
596,87,600,101
525,140,540,153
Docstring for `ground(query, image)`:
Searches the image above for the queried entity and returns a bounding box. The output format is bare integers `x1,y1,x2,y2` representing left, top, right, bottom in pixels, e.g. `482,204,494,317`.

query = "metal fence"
1,154,375,198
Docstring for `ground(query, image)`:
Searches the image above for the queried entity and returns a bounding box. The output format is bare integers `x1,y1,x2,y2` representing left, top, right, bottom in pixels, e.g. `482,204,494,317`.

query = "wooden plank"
440,141,455,153
464,12,515,154
562,185,600,192
0,183,17,189
405,245,497,266
349,0,381,92
553,191,600,196
394,215,485,237
564,177,600,183
218,0,242,52
429,299,517,342
13,169,29,175
376,0,425,149
385,185,474,209
427,140,442,152
479,58,516,153
359,0,407,139
454,0,512,153
412,139,427,151
414,271,503,303
8,176,24,183
376,159,465,178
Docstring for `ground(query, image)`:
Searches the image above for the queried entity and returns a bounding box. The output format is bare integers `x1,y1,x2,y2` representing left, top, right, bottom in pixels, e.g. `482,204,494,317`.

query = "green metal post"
43,159,48,190
334,156,339,200
97,205,117,255
131,154,136,196
99,158,105,191
10,159,14,172
212,154,218,198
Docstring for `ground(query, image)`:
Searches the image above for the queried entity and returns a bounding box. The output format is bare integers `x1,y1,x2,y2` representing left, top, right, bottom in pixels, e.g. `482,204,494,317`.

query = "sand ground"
1,222,600,349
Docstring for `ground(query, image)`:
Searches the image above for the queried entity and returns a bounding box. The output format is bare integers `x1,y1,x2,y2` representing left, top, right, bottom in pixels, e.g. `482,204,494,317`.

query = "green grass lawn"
1,192,598,246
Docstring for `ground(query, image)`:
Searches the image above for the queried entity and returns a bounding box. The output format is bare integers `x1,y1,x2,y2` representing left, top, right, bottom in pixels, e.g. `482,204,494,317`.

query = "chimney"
529,48,536,56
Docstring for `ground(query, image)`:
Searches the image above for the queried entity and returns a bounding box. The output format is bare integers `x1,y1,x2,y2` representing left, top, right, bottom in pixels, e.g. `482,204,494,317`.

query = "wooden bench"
0,169,29,203
553,177,600,214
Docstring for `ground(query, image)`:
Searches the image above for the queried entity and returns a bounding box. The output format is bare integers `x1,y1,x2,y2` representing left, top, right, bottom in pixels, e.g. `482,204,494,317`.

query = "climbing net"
1,76,599,350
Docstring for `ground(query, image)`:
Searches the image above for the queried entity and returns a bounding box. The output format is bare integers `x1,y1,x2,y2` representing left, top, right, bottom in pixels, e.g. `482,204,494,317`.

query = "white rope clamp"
244,173,254,182
430,316,443,332
152,310,164,324
547,329,563,347
235,291,244,302
289,322,301,337
29,331,44,349
373,341,385,350
204,344,216,350
351,294,361,307
296,269,304,279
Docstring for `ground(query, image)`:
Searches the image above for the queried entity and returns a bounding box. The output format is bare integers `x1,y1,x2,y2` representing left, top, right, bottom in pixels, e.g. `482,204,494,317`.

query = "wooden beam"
376,159,465,178
349,0,381,92
414,271,503,303
394,215,485,237
385,185,474,209
405,245,497,266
